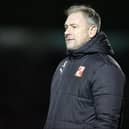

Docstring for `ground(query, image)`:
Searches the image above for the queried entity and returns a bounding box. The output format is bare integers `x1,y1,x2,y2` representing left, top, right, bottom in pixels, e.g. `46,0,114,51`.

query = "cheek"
75,31,81,39
77,32,85,41
79,35,88,44
74,30,87,43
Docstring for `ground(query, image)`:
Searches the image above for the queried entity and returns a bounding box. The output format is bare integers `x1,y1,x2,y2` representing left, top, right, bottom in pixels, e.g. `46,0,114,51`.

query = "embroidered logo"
75,66,85,77
59,61,68,74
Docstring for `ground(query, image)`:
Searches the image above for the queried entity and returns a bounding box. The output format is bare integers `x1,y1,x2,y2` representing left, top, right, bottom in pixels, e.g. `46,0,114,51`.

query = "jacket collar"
67,32,114,59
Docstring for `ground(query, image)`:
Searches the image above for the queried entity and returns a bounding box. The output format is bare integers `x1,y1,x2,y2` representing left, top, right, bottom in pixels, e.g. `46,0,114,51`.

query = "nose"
64,26,71,36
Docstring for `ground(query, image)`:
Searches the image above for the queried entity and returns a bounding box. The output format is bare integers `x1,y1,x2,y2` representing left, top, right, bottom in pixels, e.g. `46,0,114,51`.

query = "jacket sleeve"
91,63,125,129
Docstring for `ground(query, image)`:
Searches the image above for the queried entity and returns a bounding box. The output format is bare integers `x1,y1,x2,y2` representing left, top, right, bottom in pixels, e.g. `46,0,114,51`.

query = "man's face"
64,12,91,50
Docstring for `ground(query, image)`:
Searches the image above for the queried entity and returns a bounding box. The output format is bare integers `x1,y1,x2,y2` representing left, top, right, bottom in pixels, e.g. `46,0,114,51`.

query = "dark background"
0,0,129,129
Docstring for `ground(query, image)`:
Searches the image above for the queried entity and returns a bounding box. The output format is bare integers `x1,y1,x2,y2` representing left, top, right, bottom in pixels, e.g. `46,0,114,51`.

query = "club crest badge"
75,66,85,77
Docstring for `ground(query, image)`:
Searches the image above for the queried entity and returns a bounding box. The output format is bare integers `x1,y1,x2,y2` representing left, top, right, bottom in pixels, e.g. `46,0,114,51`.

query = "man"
43,5,125,129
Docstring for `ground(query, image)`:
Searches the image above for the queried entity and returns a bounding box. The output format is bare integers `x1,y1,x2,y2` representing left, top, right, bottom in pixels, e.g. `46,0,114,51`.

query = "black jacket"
44,32,125,129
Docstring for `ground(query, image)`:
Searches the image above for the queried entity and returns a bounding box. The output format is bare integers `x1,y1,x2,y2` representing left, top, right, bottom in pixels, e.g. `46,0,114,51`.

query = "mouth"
65,38,74,41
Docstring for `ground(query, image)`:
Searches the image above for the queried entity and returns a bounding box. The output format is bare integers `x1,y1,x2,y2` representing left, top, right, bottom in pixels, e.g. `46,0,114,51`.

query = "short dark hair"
65,5,101,32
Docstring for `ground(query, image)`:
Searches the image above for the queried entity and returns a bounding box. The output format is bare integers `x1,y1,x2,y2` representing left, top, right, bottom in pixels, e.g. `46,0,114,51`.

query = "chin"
67,46,76,50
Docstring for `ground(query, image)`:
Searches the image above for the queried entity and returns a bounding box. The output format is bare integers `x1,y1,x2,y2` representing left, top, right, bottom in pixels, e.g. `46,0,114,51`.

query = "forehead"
65,12,87,25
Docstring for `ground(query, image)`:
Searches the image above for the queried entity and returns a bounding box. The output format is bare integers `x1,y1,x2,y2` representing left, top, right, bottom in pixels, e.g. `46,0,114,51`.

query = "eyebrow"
64,23,78,27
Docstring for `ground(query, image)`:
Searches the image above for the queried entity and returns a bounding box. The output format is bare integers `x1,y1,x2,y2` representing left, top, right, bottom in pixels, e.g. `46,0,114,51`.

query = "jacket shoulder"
85,53,121,70
83,54,125,82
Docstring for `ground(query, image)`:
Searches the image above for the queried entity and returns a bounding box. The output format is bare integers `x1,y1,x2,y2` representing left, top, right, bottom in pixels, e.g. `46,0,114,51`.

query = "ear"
88,25,97,38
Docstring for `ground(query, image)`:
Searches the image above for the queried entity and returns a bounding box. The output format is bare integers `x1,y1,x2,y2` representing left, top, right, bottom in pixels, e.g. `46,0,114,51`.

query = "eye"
72,25,77,29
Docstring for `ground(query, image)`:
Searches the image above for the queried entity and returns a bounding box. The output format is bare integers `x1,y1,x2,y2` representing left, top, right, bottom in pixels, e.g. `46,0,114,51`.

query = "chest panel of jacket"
48,57,95,124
